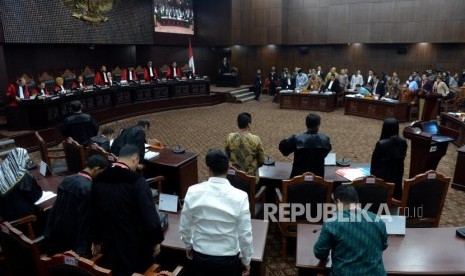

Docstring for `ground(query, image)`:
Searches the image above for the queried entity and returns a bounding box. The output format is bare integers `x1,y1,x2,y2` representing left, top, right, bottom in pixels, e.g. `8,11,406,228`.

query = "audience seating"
63,137,86,174
347,176,395,215
35,132,68,175
86,143,117,162
392,170,450,228
0,220,45,276
275,172,333,257
226,167,266,219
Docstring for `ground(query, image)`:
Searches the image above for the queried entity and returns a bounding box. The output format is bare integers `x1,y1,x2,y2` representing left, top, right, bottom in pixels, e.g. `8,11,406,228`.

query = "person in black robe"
60,100,99,147
370,118,408,200
110,120,149,162
91,144,164,276
279,113,332,178
44,154,108,257
89,127,115,152
0,148,42,222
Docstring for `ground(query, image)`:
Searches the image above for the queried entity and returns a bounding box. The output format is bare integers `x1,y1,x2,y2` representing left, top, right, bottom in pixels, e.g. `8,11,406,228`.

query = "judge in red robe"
122,67,138,82
54,77,67,94
32,82,50,97
94,66,111,86
72,76,88,90
6,77,30,106
166,61,181,79
143,61,158,82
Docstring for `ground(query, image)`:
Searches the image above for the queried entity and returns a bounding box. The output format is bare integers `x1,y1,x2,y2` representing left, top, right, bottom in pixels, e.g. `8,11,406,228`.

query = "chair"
276,172,333,257
62,69,76,89
348,176,395,215
180,63,192,77
112,67,123,83
159,64,169,78
262,78,270,95
81,67,95,86
86,143,117,162
0,220,45,276
63,137,87,174
38,72,55,93
226,167,266,219
35,132,68,175
392,170,450,228
146,175,165,203
440,90,458,112
41,250,183,276
135,65,145,81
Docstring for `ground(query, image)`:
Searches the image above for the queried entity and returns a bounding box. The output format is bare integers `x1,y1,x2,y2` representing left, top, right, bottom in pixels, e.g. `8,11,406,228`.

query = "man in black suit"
372,75,385,97
60,100,99,146
268,66,278,96
219,57,230,75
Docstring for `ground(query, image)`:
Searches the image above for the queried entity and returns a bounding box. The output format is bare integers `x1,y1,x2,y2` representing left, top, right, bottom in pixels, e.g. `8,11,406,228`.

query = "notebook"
324,153,336,166
159,193,179,213
380,215,406,235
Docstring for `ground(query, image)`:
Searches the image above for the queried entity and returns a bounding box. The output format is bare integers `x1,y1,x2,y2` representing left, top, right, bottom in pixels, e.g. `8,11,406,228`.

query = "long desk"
345,97,409,122
7,80,214,130
279,92,335,112
143,148,198,199
296,224,465,275
161,213,268,276
441,112,465,147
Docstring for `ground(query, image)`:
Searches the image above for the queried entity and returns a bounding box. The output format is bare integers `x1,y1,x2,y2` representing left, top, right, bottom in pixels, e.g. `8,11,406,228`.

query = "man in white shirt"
180,150,253,276
350,70,364,89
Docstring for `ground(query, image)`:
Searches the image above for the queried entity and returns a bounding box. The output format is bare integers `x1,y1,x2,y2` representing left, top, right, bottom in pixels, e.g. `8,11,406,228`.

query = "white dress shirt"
18,86,24,99
173,67,178,77
327,80,334,90
129,71,133,81
180,177,253,266
103,72,108,83
149,67,154,77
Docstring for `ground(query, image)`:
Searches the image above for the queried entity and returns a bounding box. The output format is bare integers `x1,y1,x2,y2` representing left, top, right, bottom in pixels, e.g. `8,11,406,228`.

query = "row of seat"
0,215,183,275
227,167,451,258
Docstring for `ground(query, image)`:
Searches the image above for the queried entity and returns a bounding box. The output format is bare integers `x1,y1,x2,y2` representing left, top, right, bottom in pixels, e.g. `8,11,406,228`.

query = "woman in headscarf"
370,118,408,200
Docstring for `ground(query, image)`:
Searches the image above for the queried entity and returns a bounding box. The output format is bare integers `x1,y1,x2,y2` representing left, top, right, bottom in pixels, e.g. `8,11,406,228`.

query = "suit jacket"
324,79,341,93
268,72,278,88
6,84,30,106
420,80,433,93
219,62,230,75
122,69,138,82
143,67,158,82
166,66,181,79
373,81,385,97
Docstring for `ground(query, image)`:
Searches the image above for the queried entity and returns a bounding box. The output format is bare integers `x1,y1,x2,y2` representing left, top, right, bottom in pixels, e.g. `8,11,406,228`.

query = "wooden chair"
180,63,192,77
35,131,67,175
63,137,87,174
0,220,45,276
348,176,395,215
392,170,450,228
276,172,333,257
82,66,95,86
146,175,165,203
159,64,169,78
112,67,123,83
261,78,270,95
86,143,117,163
38,72,55,93
61,69,76,89
226,167,266,219
135,65,145,81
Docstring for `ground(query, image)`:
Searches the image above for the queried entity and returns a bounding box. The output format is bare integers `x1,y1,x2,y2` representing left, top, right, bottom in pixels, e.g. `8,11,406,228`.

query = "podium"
403,122,458,178
418,93,442,121
452,146,465,190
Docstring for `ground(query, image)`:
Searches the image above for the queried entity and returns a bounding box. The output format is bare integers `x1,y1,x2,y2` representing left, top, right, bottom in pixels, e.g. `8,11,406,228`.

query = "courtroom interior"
1,0,465,275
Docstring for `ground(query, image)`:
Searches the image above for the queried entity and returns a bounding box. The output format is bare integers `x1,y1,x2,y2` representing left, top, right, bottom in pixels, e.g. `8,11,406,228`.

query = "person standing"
370,118,407,200
225,112,265,179
180,150,253,276
295,69,309,90
314,185,388,276
279,113,332,178
268,66,278,96
144,61,159,82
60,100,99,146
91,145,164,276
45,154,108,256
254,69,262,101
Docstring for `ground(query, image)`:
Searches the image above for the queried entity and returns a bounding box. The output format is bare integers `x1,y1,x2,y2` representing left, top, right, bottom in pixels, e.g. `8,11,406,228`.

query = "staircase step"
230,89,251,96
237,95,256,103
235,92,255,100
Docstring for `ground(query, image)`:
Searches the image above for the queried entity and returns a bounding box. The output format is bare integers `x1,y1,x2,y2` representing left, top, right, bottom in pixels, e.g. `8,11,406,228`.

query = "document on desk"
324,153,336,166
35,191,57,205
380,215,406,235
159,193,178,213
144,151,160,160
335,167,370,181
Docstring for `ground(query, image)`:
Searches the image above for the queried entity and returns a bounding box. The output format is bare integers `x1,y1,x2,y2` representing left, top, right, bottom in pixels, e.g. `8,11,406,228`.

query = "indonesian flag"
188,38,195,74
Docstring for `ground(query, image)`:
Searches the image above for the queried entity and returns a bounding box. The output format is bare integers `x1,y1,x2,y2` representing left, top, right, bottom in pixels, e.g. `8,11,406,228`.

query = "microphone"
263,155,275,166
171,144,185,154
336,157,351,167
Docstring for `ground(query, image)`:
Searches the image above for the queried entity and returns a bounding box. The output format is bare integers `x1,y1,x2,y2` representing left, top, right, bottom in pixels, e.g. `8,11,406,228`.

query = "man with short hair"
350,70,364,89
225,112,265,179
180,150,253,276
279,113,332,178
91,144,164,276
314,185,388,275
6,77,30,106
90,127,115,152
144,61,159,82
45,154,108,256
295,68,309,90
60,100,99,146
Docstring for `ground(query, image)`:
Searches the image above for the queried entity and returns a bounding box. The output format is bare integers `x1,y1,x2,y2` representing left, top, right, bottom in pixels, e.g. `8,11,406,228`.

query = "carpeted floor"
96,94,464,276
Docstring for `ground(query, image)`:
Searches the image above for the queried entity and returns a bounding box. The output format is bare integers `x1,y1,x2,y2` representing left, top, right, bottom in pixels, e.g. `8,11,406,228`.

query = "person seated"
45,154,108,257
322,74,341,94
166,61,181,79
72,75,88,90
384,79,400,100
399,83,418,105
32,82,50,97
93,65,111,86
54,77,67,94
122,67,138,83
0,148,43,222
219,57,230,75
370,118,407,200
355,84,371,96
6,77,30,106
143,61,159,82
90,127,115,152
308,75,323,91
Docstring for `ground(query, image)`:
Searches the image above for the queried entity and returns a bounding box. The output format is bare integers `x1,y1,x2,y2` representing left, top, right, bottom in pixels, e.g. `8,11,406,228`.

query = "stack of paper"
35,191,57,205
335,168,370,181
380,215,406,235
144,151,160,160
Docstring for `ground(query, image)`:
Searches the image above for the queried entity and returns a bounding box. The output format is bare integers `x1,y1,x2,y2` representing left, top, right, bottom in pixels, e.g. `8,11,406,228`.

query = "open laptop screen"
422,121,439,135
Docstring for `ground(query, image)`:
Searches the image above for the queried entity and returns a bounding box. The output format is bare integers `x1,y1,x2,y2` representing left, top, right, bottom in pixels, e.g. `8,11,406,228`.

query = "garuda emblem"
64,0,114,23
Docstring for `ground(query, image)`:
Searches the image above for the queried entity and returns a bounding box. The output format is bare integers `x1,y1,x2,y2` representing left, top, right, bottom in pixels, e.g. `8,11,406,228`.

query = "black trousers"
192,250,242,276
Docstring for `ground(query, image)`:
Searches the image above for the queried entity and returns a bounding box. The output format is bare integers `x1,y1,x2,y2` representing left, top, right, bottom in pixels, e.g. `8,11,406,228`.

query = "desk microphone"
263,155,275,166
172,145,185,154
336,157,351,167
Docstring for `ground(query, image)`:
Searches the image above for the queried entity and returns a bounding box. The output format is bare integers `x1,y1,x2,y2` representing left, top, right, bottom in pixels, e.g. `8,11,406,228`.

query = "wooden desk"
296,224,465,275
144,148,198,198
452,146,465,191
279,92,335,112
345,97,409,122
217,74,241,87
441,113,465,147
161,213,268,276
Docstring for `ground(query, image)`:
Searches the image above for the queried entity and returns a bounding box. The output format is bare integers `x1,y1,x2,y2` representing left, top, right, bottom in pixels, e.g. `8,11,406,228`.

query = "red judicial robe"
6,84,30,106
31,87,50,96
94,71,111,86
166,66,181,79
143,67,158,82
122,69,138,82
72,81,88,90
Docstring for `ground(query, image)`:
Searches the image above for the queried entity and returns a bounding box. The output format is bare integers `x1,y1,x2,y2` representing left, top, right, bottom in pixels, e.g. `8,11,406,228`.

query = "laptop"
380,215,406,235
422,121,454,143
